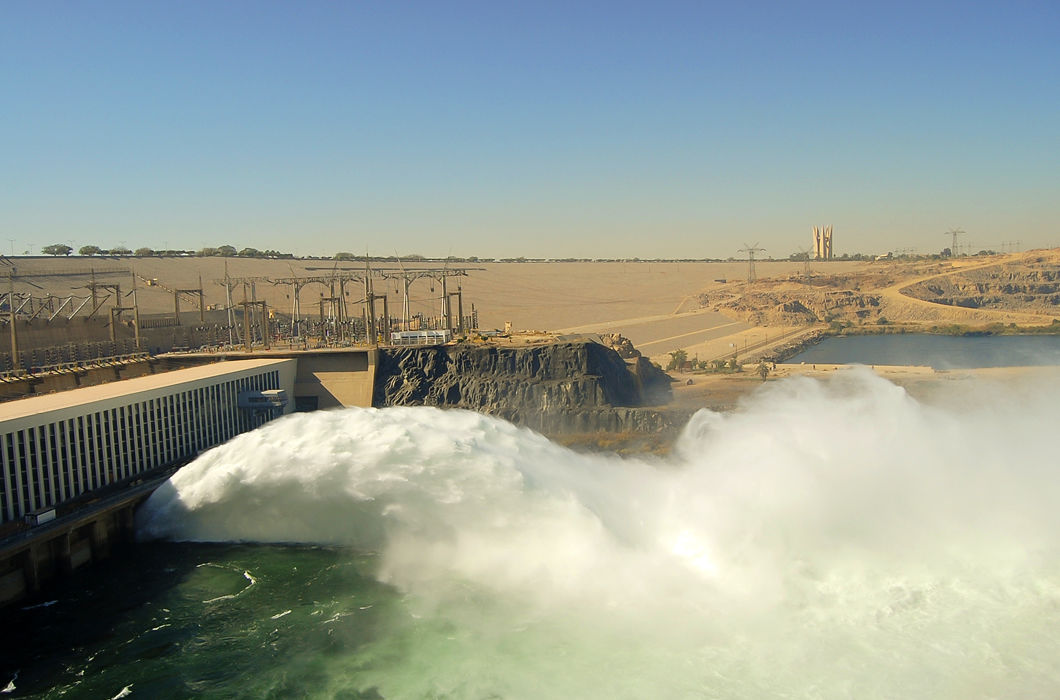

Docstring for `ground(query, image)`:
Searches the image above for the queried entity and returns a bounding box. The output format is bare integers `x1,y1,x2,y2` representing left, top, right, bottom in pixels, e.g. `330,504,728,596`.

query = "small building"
390,329,452,346
237,388,288,412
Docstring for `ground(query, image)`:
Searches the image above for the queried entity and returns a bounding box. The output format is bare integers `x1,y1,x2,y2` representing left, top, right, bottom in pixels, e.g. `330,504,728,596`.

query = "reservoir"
788,333,1060,369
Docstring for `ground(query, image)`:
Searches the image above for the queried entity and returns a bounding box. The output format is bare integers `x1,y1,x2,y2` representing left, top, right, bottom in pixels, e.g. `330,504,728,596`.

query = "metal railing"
0,352,150,381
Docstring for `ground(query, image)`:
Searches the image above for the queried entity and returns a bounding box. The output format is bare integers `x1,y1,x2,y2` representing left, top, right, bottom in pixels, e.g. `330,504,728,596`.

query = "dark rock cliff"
373,341,678,435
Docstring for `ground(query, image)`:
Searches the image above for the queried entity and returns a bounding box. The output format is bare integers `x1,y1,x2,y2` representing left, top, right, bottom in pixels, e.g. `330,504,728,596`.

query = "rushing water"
789,333,1060,368
5,368,1060,698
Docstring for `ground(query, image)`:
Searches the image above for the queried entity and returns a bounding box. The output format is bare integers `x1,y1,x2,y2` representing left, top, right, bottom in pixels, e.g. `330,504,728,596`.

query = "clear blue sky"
2,1,1058,258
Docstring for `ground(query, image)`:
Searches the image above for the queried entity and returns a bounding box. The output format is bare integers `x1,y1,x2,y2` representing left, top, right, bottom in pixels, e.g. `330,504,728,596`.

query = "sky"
2,1,1058,259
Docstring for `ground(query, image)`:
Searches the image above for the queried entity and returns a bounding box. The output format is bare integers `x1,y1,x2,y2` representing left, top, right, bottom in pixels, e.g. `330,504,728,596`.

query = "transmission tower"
739,243,766,282
944,228,966,256
797,246,813,277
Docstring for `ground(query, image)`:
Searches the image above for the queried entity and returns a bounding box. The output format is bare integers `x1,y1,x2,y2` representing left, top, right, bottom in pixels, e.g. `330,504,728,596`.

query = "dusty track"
877,253,1058,325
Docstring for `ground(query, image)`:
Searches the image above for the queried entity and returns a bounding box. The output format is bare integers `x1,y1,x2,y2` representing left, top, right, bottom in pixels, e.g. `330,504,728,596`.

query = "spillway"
7,367,1060,698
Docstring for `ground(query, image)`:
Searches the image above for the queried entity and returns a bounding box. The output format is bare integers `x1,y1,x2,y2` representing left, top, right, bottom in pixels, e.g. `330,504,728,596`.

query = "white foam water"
137,368,1060,698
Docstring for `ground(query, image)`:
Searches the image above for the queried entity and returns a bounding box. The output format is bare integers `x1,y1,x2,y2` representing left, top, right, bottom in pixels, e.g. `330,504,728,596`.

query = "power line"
738,243,766,282
944,228,966,256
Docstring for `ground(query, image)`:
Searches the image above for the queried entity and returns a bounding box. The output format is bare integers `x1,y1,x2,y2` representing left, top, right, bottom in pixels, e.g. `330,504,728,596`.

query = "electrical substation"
0,257,483,376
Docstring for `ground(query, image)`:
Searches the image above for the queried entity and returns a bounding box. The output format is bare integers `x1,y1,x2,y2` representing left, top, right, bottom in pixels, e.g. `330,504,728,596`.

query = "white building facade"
0,359,296,524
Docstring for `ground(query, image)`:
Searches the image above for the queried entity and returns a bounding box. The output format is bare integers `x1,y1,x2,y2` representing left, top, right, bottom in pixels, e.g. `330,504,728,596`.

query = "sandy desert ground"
6,252,1058,367
5,256,861,361
5,257,848,326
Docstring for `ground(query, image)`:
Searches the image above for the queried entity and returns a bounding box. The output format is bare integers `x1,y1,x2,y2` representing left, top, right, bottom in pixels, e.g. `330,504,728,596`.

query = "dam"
0,339,670,606
0,349,380,605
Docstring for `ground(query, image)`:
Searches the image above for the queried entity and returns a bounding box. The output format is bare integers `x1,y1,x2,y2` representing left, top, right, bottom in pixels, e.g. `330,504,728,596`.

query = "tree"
756,361,770,381
135,247,155,257
79,245,103,256
110,246,132,256
238,247,262,257
217,245,237,257
666,349,688,371
333,252,356,261
199,247,220,257
42,243,73,256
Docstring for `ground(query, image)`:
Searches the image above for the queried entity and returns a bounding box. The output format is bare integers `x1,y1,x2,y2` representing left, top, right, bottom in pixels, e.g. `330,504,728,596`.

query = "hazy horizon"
3,2,1058,259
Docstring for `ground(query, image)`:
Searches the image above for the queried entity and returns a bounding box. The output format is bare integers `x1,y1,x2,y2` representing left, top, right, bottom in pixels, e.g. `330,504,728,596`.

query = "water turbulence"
137,368,1060,698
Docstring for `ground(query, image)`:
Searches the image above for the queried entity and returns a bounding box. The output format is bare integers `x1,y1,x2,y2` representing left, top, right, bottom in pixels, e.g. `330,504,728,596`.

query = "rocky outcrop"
904,264,1060,310
598,333,641,358
373,340,678,435
700,286,883,326
695,253,1060,328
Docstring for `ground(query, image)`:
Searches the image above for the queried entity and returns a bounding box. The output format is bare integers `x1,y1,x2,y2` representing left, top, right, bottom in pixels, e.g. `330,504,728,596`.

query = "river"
4,370,1060,698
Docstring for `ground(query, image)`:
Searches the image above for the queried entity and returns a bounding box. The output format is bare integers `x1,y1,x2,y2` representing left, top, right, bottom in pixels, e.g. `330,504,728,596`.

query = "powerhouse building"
0,358,296,525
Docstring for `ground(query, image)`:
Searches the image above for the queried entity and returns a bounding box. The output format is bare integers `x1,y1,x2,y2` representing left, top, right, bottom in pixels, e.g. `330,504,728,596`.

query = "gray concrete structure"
0,358,296,525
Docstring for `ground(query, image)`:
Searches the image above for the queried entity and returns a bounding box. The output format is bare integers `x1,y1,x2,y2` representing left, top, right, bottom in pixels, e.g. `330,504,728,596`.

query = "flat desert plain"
7,257,862,362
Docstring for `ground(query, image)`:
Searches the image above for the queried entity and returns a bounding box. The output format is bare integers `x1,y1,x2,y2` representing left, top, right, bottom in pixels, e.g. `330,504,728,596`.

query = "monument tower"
812,225,833,260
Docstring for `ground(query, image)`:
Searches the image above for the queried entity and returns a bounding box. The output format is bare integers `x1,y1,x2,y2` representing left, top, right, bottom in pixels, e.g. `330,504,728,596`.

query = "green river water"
4,368,1060,699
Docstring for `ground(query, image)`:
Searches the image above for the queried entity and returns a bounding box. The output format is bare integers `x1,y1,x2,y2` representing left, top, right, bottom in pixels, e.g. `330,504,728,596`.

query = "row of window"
0,370,280,523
